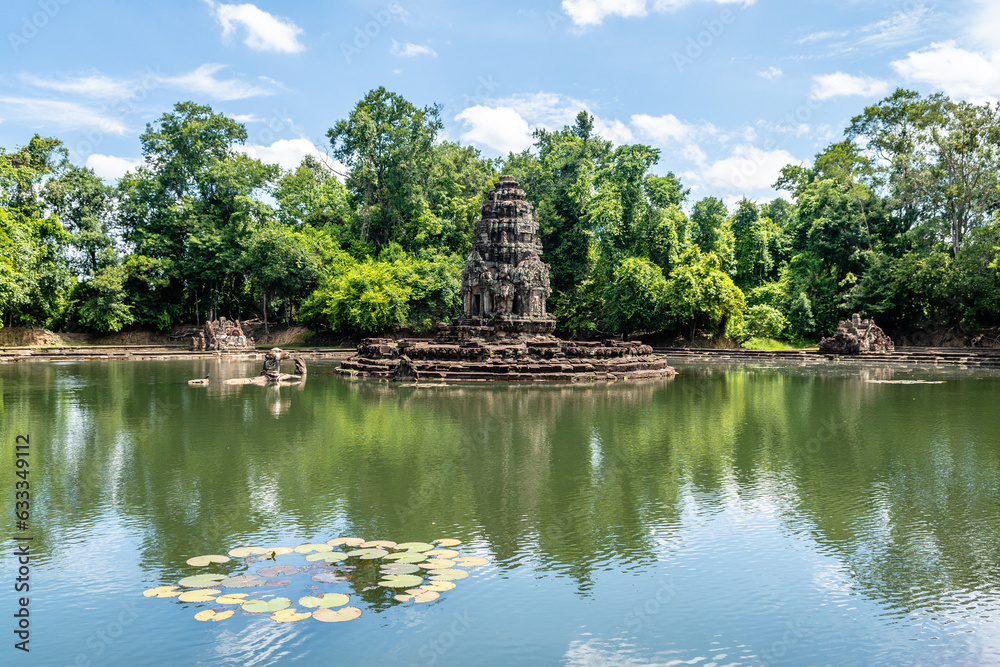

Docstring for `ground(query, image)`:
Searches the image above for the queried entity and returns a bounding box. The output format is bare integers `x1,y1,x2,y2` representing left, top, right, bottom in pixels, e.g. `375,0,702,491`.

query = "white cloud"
810,72,890,101
689,144,799,194
892,41,1000,102
455,106,533,155
0,97,127,134
205,1,305,53
85,154,142,181
758,66,783,80
562,0,754,27
159,64,278,101
236,138,343,173
631,113,716,163
390,40,437,57
593,118,634,144
18,73,137,100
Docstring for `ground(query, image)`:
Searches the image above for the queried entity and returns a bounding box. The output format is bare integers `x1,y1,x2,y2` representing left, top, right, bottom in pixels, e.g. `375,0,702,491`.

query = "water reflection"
2,360,1000,637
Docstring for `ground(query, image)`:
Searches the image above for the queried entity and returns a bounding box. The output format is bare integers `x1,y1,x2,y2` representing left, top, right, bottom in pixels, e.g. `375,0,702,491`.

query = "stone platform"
336,335,676,382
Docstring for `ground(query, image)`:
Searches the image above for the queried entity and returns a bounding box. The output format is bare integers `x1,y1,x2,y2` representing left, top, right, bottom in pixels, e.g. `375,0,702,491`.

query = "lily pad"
453,556,489,567
257,565,297,578
186,554,231,567
419,580,457,592
143,585,181,598
242,597,291,614
378,574,425,589
294,543,333,554
347,548,389,560
215,593,250,605
312,606,362,623
433,539,462,548
305,551,347,563
326,537,365,547
194,609,234,622
228,547,270,558
429,569,469,581
381,562,421,575
298,593,350,609
178,588,221,603
178,574,227,588
383,551,426,563
394,590,440,603
263,547,295,556
360,540,396,549
311,573,341,584
265,579,291,587
424,548,460,558
221,575,266,589
395,542,434,552
271,608,312,623
420,558,457,570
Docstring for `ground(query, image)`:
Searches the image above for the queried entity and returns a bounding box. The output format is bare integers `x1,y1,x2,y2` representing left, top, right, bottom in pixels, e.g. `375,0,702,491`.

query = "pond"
1,359,999,665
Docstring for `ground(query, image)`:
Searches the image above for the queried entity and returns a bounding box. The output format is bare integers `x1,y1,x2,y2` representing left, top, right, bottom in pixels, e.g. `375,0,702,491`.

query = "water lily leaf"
265,579,291,587
143,586,181,598
242,597,291,614
378,574,424,588
383,552,426,563
305,551,347,563
229,547,269,558
433,539,462,548
420,559,456,570
419,580,457,592
294,543,333,554
454,556,489,567
395,542,434,552
178,588,221,603
221,575,266,589
298,593,350,609
178,574,227,588
347,548,388,560
215,594,249,605
311,573,341,584
381,562,420,575
312,606,361,623
394,590,440,603
271,609,312,623
360,540,396,549
186,554,231,567
194,609,234,622
264,547,295,556
424,549,460,558
326,537,365,547
257,565,296,578
429,569,469,581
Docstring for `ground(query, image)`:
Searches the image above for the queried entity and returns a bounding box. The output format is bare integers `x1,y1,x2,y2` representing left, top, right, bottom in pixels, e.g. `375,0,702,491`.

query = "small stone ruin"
819,314,895,355
191,318,255,352
337,176,675,382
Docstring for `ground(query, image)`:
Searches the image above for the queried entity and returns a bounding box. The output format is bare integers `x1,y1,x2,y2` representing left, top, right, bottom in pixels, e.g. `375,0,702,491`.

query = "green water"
2,359,999,665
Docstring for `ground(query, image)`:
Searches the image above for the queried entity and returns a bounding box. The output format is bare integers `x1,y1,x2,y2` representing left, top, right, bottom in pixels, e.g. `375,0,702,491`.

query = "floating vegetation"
866,380,947,385
144,536,489,625
186,554,231,567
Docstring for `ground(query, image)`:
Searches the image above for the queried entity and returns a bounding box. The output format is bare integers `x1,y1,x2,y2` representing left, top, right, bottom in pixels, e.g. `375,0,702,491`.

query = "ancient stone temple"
819,314,895,355
458,176,556,334
337,176,675,382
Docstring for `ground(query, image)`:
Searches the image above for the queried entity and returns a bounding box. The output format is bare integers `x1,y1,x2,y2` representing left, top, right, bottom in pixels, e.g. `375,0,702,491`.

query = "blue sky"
1,0,994,204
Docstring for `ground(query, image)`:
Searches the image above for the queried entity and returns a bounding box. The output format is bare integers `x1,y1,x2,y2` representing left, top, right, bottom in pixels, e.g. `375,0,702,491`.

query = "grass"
741,337,799,351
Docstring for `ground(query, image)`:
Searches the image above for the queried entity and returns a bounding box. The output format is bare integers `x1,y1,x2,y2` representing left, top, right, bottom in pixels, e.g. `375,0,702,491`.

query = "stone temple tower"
459,175,556,334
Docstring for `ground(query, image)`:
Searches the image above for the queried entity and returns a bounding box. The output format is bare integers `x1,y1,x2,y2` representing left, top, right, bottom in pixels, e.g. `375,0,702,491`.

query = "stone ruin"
337,176,675,382
191,317,255,352
819,314,895,355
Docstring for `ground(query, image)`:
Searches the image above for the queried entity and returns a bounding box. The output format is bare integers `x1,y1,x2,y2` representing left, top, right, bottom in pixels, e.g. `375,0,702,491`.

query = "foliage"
741,304,788,341
601,256,667,335
664,250,746,338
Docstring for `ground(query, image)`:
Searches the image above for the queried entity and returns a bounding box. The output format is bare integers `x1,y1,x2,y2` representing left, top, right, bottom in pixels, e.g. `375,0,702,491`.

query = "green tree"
602,256,667,336
328,87,443,251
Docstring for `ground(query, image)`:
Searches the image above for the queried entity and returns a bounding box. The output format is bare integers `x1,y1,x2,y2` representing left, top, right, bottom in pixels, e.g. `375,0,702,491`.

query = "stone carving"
819,314,895,355
260,348,283,380
190,317,254,351
459,176,556,334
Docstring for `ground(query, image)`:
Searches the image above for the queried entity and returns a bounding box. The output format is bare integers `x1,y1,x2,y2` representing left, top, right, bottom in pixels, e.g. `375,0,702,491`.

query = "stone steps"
652,347,1000,368
0,346,354,364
